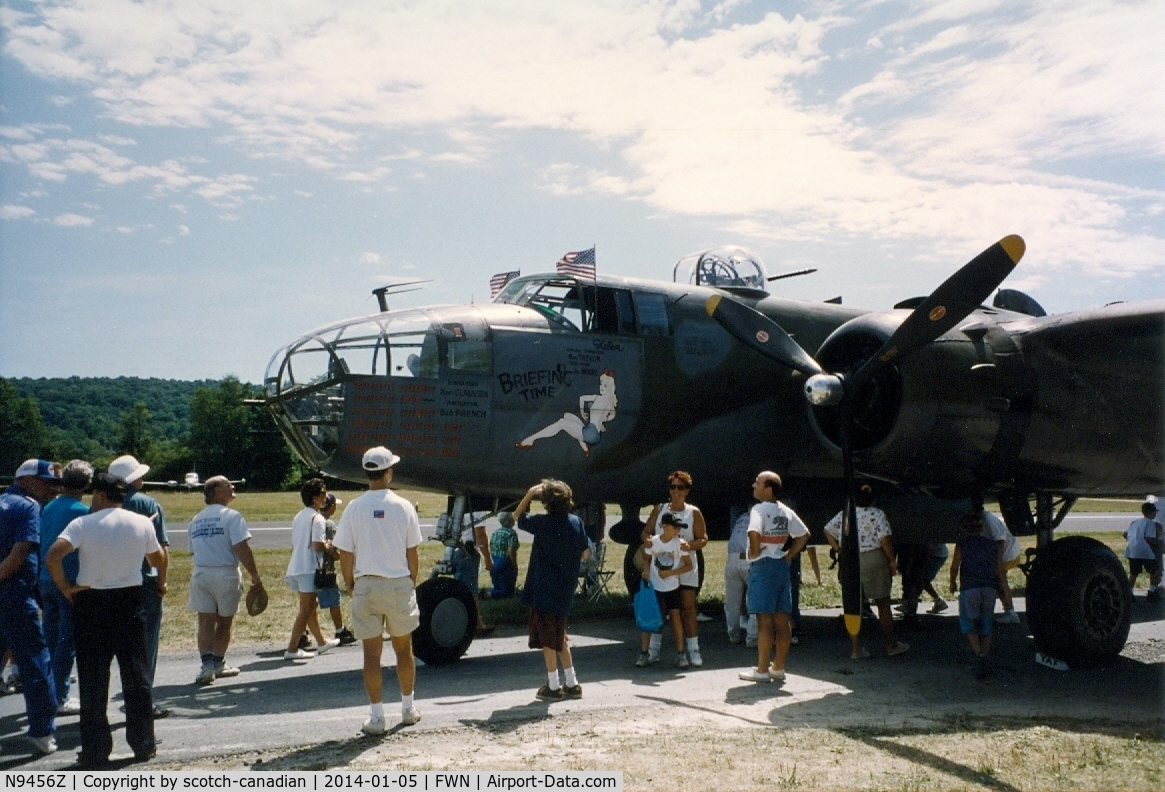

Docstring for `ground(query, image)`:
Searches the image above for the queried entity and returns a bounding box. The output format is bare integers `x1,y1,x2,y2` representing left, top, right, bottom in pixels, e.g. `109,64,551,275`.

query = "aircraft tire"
624,542,643,596
412,576,478,666
1026,535,1131,668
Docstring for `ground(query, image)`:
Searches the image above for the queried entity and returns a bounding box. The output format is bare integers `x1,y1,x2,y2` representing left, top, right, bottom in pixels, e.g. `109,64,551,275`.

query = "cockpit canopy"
674,246,768,292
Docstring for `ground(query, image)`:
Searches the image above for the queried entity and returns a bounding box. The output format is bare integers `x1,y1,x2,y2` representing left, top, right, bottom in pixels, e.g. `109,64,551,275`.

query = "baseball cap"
362,446,401,472
108,454,150,484
325,492,343,507
660,513,682,527
14,459,62,481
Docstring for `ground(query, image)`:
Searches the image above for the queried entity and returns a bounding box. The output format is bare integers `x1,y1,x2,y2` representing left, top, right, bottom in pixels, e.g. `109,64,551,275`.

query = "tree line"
1,376,305,489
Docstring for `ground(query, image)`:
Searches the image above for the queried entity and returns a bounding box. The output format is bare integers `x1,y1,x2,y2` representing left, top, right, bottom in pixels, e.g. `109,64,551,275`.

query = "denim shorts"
316,586,341,609
453,547,481,594
747,556,792,614
959,587,996,635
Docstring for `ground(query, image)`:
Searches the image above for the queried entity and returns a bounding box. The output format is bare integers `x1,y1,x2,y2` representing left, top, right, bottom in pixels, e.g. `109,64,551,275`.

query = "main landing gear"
1002,492,1132,668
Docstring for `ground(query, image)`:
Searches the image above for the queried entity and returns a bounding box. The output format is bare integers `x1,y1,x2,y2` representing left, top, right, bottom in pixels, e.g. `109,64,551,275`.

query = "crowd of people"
2,447,1161,764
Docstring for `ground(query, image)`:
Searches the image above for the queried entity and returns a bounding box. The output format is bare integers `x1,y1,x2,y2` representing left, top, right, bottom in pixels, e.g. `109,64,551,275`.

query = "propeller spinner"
706,235,1026,637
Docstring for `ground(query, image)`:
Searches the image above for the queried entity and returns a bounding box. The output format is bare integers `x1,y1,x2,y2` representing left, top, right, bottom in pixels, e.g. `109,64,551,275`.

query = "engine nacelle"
808,312,1010,494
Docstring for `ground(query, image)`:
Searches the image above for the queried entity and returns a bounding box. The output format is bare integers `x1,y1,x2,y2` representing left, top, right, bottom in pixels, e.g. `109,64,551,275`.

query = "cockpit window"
494,276,586,332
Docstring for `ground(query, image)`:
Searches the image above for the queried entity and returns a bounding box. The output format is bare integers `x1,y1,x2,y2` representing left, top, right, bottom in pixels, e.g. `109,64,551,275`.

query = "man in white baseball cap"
333,446,422,734
108,455,170,718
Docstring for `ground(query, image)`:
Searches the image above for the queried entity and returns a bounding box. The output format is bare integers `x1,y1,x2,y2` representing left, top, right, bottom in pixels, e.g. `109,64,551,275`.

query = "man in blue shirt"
0,458,62,755
108,454,170,718
39,460,93,714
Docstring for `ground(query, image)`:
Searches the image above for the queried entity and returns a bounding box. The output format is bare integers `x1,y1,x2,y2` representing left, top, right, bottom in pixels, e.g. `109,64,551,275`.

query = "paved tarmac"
164,513,1136,551
2,593,1161,770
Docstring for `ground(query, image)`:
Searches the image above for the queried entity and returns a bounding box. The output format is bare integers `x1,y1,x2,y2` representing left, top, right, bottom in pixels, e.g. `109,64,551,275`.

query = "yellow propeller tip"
705,294,722,317
844,614,862,637
999,234,1025,264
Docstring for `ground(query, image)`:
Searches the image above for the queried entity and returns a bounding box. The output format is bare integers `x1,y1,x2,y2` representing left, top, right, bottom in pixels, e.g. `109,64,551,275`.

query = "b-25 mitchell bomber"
257,236,1164,668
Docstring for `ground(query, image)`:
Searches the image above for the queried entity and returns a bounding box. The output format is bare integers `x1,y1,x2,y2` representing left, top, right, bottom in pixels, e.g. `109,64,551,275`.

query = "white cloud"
54,212,94,226
117,225,134,233
293,189,312,197
3,0,1163,280
360,252,381,264
178,224,189,235
0,204,36,219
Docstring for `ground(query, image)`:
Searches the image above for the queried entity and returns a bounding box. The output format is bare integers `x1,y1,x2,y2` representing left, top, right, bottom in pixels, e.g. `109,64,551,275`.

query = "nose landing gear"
411,494,479,665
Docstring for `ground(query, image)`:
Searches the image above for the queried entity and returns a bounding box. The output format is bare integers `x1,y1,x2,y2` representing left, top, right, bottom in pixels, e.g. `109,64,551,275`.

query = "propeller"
706,235,1025,637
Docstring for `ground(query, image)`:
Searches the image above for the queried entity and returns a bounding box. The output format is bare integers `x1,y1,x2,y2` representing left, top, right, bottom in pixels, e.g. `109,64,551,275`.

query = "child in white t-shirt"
636,514,694,669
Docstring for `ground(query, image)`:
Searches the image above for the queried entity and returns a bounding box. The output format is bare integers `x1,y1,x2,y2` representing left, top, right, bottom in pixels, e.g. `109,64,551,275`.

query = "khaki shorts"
351,575,420,640
860,549,893,601
188,566,243,616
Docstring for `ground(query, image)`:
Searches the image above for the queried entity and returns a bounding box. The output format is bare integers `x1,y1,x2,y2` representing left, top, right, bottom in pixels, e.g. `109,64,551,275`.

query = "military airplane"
258,236,1164,667
142,471,246,492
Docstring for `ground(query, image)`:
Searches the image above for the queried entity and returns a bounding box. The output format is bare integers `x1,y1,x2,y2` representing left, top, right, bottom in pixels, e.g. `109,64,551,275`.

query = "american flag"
556,246,596,280
490,270,520,298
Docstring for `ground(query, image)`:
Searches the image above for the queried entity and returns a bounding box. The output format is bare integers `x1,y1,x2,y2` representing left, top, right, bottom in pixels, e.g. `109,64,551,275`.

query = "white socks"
369,702,384,720
563,666,578,687
685,637,699,652
402,693,414,710
548,670,561,690
648,633,662,652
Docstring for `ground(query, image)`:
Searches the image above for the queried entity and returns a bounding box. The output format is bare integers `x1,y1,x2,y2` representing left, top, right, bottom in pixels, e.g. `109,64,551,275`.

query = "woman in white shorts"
284,478,340,660
641,470,708,667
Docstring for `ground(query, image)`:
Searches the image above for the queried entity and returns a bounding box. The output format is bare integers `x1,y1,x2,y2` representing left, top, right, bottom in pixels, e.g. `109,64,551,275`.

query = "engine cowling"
808,312,1010,494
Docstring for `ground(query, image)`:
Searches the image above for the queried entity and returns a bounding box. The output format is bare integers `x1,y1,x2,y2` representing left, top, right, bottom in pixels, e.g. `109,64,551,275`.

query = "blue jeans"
489,555,517,598
452,547,481,595
0,587,57,738
138,580,163,687
40,580,76,702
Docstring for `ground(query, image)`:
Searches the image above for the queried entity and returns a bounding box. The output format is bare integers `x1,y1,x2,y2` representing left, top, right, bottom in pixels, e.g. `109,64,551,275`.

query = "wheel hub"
431,597,470,647
1080,569,1123,641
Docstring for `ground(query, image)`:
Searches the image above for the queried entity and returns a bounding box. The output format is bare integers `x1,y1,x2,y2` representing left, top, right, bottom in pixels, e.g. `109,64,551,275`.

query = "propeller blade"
837,416,863,636
849,235,1024,392
705,294,823,376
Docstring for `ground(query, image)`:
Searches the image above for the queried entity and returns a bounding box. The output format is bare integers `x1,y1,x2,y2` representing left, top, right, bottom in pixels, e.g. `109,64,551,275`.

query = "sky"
2,0,1163,381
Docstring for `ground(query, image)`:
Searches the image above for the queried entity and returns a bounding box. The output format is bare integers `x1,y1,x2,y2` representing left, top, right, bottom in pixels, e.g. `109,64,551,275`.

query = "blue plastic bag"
634,580,663,633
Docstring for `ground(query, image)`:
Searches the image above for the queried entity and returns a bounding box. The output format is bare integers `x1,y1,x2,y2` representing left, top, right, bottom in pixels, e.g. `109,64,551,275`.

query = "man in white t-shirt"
334,446,423,735
738,471,809,683
1125,501,1162,598
45,472,167,768
980,508,1022,624
187,476,264,686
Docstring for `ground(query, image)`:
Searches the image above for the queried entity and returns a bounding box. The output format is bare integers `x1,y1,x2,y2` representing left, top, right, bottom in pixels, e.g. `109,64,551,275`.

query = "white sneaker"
401,706,422,726
688,648,703,667
57,698,81,715
315,638,341,655
195,665,216,685
996,610,1021,625
646,651,660,665
769,667,786,681
361,716,388,736
215,664,240,678
284,649,316,661
26,734,57,755
675,651,690,669
738,669,771,682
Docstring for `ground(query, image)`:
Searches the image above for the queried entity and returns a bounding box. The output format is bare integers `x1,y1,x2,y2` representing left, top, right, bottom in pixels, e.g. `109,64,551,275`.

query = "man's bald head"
203,476,236,506
752,470,783,502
